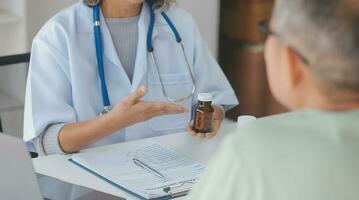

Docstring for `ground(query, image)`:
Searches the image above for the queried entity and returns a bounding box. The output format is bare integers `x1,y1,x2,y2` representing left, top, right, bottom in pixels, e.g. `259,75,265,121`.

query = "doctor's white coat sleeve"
23,37,76,154
190,20,239,109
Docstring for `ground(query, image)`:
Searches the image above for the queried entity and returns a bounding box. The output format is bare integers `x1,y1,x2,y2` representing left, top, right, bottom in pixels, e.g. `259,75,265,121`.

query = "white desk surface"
32,119,237,200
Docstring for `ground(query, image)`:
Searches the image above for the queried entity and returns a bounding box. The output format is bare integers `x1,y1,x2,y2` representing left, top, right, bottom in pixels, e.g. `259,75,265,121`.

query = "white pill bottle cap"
198,93,213,102
237,115,257,128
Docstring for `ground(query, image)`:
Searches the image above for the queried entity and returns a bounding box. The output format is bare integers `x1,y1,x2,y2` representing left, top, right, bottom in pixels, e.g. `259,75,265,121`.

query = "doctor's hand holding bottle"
59,86,187,153
187,106,224,139
187,93,224,139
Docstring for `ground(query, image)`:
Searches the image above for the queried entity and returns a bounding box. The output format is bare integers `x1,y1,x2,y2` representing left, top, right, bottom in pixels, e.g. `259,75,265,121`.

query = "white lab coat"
23,1,238,199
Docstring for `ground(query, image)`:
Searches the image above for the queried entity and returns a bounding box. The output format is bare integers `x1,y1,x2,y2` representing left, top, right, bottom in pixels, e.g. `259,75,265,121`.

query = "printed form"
71,139,205,199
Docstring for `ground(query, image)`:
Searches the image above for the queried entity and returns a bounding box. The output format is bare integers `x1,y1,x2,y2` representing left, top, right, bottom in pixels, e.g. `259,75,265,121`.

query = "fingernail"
139,86,146,93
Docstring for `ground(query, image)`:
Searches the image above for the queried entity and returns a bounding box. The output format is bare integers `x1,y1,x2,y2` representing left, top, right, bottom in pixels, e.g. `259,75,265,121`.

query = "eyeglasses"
257,19,310,65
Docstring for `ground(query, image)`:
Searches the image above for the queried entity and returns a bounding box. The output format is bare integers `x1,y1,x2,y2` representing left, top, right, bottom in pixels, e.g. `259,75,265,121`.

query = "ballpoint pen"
133,158,166,179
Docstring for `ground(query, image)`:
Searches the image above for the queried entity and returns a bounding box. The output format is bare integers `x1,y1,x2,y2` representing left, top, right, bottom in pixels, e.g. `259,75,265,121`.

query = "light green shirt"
187,109,359,200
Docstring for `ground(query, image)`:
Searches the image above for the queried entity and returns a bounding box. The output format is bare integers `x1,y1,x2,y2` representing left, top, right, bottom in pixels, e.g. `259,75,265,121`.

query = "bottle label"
194,110,213,133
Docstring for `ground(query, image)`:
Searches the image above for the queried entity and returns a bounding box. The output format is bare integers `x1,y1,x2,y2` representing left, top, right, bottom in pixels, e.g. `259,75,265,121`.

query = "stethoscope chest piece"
100,106,112,116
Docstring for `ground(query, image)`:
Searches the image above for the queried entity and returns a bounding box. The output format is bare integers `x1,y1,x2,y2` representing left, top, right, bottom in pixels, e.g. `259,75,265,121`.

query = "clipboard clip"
163,187,191,198
162,179,196,198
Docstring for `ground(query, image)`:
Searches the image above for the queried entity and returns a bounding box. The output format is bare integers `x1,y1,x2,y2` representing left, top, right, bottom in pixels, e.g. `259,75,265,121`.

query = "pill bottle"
193,93,214,133
237,115,257,129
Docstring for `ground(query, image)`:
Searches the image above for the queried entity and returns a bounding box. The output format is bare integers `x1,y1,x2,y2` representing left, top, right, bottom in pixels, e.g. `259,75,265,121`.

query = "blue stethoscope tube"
91,2,196,115
93,5,111,115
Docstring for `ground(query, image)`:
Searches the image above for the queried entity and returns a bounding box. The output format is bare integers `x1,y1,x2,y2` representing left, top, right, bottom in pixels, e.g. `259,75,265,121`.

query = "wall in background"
0,0,76,137
0,0,26,56
0,0,28,137
25,0,77,49
179,0,220,57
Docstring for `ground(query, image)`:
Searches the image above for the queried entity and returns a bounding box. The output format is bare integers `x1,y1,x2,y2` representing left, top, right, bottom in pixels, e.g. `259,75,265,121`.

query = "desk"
32,119,237,200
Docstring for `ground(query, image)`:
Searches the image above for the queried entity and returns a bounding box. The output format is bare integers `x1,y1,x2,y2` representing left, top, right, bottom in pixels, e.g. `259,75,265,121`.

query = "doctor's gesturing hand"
59,86,187,154
109,86,187,126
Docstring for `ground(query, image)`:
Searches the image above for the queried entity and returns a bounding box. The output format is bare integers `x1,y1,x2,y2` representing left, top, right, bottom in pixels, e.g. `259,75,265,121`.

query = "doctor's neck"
101,0,143,18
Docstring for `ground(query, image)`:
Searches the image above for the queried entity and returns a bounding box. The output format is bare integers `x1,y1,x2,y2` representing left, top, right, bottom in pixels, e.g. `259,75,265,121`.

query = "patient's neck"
298,90,359,111
316,100,359,111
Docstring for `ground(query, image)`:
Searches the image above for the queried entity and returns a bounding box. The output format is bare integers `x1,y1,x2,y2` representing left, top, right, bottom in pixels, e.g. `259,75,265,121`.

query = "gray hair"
272,0,359,92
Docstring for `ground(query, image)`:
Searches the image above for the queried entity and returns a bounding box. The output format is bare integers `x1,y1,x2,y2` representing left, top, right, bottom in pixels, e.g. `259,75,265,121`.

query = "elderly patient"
187,0,359,199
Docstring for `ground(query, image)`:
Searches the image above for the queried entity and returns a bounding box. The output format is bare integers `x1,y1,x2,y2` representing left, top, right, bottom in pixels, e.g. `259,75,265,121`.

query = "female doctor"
24,0,238,155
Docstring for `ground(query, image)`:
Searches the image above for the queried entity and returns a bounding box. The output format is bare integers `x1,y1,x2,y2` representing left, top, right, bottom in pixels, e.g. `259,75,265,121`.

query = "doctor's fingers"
185,123,206,138
195,133,206,139
146,102,187,115
121,86,147,106
205,119,221,139
213,118,222,132
186,123,197,136
186,122,209,139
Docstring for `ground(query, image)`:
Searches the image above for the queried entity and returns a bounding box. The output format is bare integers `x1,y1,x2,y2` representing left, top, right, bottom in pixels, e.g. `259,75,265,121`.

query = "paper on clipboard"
70,139,205,199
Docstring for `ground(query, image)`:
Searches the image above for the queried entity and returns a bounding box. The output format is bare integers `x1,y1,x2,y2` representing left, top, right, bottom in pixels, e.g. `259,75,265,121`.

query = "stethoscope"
85,0,196,115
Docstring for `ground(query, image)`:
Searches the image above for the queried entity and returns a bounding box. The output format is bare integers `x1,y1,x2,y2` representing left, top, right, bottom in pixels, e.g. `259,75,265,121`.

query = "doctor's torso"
27,2,196,145
24,1,238,148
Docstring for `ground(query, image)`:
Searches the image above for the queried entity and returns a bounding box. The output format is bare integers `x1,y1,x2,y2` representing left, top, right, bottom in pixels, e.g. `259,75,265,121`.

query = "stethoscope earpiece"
85,0,100,7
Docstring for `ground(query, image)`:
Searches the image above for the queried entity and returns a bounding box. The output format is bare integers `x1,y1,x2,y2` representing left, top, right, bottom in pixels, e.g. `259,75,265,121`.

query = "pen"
133,158,166,179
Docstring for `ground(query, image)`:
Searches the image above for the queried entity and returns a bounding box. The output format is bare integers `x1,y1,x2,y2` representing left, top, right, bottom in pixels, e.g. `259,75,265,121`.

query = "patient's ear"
284,47,305,90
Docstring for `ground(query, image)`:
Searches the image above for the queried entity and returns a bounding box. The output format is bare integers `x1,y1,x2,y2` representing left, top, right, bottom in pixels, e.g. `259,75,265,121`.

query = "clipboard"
69,159,191,200
67,139,203,200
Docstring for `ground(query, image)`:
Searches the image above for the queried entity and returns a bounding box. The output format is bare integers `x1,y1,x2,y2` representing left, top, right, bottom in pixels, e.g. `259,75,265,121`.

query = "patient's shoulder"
224,110,318,157
231,110,308,138
224,109,359,162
